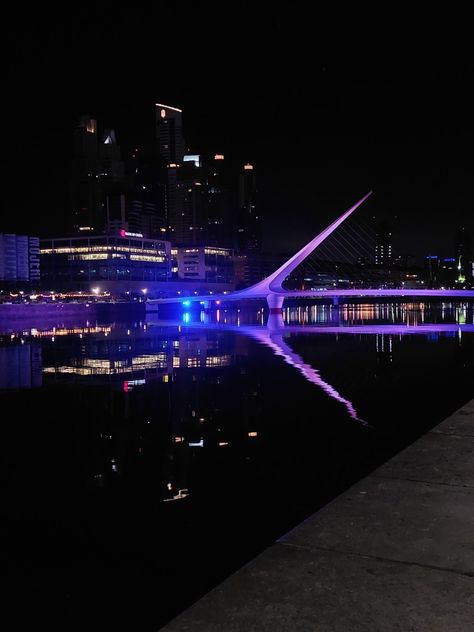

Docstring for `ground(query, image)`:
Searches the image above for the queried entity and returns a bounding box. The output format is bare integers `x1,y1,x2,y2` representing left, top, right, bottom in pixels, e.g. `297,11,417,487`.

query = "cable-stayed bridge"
147,191,474,317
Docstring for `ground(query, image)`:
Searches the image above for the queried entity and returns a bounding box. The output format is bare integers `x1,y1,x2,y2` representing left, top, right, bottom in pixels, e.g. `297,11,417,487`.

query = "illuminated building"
156,103,185,240
99,129,128,235
424,255,440,285
71,115,101,232
129,152,167,239
455,226,472,283
174,156,207,244
237,163,261,253
156,103,185,164
0,234,40,286
172,246,234,283
374,220,393,266
205,153,232,248
40,233,171,291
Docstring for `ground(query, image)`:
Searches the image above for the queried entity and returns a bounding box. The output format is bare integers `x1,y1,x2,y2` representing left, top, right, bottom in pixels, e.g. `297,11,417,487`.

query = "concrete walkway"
161,400,474,631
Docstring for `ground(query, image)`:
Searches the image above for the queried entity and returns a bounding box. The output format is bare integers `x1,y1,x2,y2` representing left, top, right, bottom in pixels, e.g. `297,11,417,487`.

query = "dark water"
1,302,473,631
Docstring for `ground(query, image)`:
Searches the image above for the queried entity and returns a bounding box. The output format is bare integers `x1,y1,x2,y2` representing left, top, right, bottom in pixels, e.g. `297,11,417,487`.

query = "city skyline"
4,9,473,260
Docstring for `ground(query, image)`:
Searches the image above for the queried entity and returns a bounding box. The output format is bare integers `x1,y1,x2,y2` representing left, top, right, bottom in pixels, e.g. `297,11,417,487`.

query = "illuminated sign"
28,237,40,281
120,230,143,238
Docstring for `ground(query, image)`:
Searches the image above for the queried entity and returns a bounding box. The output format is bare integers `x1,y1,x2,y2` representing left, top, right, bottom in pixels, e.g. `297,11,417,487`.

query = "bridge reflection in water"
147,302,474,427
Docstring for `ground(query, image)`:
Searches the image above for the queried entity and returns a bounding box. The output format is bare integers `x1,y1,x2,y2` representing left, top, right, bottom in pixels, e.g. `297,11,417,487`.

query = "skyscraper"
374,220,393,267
71,115,100,232
237,163,261,253
156,104,185,241
205,154,232,247
455,226,472,282
156,103,185,164
99,129,127,235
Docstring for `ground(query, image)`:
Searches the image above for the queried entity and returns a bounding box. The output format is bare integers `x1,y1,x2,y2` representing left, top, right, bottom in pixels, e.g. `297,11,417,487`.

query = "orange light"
244,163,253,170
214,154,224,160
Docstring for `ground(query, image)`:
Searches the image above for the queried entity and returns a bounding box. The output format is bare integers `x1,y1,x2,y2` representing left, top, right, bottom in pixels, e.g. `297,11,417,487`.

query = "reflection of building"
40,233,171,290
0,234,40,286
39,327,237,382
0,342,42,389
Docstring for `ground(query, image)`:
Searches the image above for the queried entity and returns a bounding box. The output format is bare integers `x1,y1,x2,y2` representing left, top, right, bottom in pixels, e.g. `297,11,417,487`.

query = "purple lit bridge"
146,191,474,318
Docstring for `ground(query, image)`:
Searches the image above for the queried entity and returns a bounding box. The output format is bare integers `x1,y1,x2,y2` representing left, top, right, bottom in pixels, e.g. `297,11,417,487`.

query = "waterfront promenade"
162,400,474,631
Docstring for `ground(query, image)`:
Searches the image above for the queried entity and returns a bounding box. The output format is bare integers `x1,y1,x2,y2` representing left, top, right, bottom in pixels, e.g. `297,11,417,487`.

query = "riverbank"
0,301,145,333
161,399,474,631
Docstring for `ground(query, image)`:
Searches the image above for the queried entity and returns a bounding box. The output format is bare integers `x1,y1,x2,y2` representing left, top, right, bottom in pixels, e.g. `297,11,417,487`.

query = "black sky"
4,7,473,259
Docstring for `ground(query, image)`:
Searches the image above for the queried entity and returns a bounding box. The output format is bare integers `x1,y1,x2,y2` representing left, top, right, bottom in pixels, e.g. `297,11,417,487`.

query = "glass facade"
41,235,171,287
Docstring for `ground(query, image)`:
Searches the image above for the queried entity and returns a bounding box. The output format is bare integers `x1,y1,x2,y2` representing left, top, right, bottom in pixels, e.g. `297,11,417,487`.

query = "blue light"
182,300,191,307
182,312,191,323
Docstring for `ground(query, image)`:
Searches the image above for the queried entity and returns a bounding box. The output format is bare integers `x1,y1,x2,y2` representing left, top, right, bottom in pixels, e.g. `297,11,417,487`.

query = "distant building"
424,255,440,285
174,156,207,244
375,221,393,268
156,103,185,240
129,152,167,239
439,257,458,286
40,233,171,291
233,252,286,288
156,103,185,164
237,163,261,253
172,246,234,284
0,234,40,286
205,153,233,248
374,220,392,267
71,115,101,232
455,226,472,283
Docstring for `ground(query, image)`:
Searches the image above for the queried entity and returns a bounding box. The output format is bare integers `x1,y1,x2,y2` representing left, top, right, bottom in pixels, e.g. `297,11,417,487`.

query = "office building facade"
0,234,40,285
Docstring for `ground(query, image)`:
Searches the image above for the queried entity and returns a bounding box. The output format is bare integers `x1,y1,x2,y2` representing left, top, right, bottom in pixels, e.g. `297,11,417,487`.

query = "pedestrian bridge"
147,191,474,314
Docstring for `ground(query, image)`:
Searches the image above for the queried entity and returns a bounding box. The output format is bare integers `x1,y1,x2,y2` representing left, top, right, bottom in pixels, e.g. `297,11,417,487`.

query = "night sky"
4,7,473,260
